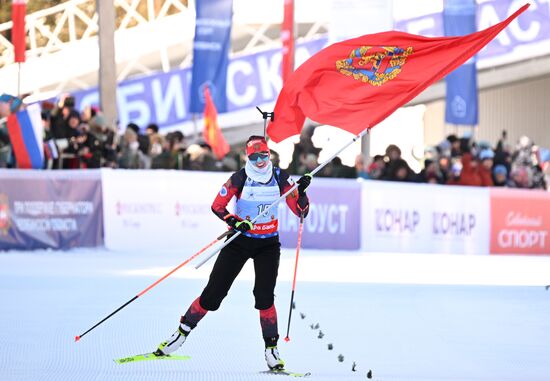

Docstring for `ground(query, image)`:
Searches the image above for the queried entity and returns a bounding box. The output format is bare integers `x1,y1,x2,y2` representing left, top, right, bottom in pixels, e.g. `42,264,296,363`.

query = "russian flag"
6,103,44,169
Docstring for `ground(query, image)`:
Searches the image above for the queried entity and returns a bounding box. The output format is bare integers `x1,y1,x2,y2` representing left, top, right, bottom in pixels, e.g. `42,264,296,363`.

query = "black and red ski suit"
180,167,309,346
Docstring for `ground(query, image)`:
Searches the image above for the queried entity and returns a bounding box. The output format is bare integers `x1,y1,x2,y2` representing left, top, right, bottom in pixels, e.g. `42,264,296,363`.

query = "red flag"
203,87,230,160
267,4,529,143
281,0,295,84
12,0,26,63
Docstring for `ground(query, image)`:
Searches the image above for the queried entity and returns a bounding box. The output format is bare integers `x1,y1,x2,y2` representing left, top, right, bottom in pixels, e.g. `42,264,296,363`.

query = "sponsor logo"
490,192,550,254
116,201,162,215
175,202,210,216
497,229,547,249
254,222,278,232
433,212,476,236
375,208,420,234
496,211,547,250
219,185,228,197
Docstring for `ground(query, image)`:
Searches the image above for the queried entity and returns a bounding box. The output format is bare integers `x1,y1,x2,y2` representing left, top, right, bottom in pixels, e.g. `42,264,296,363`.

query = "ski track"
1,248,550,381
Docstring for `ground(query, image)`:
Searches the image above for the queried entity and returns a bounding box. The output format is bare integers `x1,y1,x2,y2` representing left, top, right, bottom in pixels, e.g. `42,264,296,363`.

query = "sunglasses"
249,152,269,162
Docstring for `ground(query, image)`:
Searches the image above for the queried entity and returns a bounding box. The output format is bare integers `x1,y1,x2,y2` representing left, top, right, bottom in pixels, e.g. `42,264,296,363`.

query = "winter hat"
478,149,495,161
245,136,269,156
493,165,508,177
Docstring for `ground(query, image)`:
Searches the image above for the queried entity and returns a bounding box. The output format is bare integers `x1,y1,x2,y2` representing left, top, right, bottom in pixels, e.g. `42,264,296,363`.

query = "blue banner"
71,38,327,131
0,170,104,250
444,0,478,125
189,0,233,114
395,0,550,60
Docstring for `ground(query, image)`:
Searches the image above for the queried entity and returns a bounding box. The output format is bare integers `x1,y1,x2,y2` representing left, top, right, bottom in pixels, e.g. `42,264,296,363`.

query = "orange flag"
203,87,230,160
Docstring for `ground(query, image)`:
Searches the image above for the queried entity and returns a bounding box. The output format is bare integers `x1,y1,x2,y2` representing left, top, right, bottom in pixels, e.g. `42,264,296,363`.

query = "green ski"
260,369,311,377
114,352,191,364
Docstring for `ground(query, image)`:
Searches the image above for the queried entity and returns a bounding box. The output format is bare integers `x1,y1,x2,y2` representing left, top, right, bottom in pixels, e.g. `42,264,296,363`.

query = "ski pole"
195,128,369,269
284,212,305,342
74,230,233,342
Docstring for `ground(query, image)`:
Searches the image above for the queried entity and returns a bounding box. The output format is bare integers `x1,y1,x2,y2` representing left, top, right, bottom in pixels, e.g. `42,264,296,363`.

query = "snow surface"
1,246,550,381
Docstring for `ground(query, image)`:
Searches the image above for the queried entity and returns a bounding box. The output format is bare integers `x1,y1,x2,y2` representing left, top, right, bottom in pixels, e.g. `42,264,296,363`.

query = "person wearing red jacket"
154,136,311,371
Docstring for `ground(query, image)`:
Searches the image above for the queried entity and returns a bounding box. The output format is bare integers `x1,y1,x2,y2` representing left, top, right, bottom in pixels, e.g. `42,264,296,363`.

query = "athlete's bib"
235,175,280,238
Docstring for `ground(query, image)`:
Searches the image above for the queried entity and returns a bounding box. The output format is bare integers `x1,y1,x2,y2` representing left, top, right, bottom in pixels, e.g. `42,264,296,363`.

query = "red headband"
246,138,269,156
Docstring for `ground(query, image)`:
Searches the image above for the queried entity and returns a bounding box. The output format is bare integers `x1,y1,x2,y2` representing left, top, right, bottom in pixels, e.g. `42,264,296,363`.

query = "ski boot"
265,346,285,370
154,323,192,356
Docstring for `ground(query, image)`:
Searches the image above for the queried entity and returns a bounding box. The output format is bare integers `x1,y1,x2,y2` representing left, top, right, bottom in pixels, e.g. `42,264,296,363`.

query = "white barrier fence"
1,169,549,255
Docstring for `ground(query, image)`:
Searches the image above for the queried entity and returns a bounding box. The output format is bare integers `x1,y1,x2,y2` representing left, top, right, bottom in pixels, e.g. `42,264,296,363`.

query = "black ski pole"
74,230,232,342
284,212,305,342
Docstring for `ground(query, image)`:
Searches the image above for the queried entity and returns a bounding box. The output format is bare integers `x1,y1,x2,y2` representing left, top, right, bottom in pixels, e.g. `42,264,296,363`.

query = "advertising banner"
279,178,361,250
0,170,103,250
490,188,550,255
72,38,327,131
444,0,479,126
395,0,550,68
361,181,490,254
101,169,228,251
189,0,233,113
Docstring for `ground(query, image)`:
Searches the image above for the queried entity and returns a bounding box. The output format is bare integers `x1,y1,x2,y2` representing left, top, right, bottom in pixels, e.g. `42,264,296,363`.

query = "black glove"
297,173,312,195
226,215,254,232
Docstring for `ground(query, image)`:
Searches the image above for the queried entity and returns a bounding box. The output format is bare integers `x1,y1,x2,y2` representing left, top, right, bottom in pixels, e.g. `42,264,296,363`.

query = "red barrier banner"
490,188,550,255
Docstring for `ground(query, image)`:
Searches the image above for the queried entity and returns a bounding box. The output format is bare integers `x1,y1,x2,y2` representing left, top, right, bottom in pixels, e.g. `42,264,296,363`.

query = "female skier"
154,135,312,370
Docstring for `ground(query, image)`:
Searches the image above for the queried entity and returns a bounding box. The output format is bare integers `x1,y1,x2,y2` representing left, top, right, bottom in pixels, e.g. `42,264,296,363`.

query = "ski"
114,352,191,364
260,369,311,377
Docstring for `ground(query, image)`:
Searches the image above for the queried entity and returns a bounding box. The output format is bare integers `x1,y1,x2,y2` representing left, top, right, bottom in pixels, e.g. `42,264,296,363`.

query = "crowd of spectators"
0,96,243,172
286,126,549,190
363,132,548,190
0,97,548,190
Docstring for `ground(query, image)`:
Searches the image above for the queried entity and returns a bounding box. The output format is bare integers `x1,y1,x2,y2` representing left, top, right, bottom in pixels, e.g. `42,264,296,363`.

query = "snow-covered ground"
1,246,550,381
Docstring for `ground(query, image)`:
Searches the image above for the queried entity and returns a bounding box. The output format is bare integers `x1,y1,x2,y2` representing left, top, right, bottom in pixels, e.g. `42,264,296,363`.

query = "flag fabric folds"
203,87,230,160
267,4,529,143
6,103,44,169
12,0,26,63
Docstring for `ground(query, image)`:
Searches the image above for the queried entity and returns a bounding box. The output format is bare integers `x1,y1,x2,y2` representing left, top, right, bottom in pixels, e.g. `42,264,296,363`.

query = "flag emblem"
336,46,413,86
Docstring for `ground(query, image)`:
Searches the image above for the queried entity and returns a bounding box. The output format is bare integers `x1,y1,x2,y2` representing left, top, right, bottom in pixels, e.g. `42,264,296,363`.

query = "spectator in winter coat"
507,166,531,188
383,158,416,182
66,123,102,168
367,155,386,179
478,149,495,186
446,162,463,185
126,123,150,156
417,159,443,184
455,152,493,187
355,154,369,179
492,165,508,187
447,134,462,158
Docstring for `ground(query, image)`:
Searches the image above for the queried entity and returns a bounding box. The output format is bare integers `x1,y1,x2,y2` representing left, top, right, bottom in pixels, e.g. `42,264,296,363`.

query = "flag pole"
17,63,21,97
195,127,369,269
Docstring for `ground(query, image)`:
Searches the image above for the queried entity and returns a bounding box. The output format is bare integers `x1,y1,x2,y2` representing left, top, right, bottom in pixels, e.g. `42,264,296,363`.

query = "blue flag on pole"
444,0,478,125
189,0,233,114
